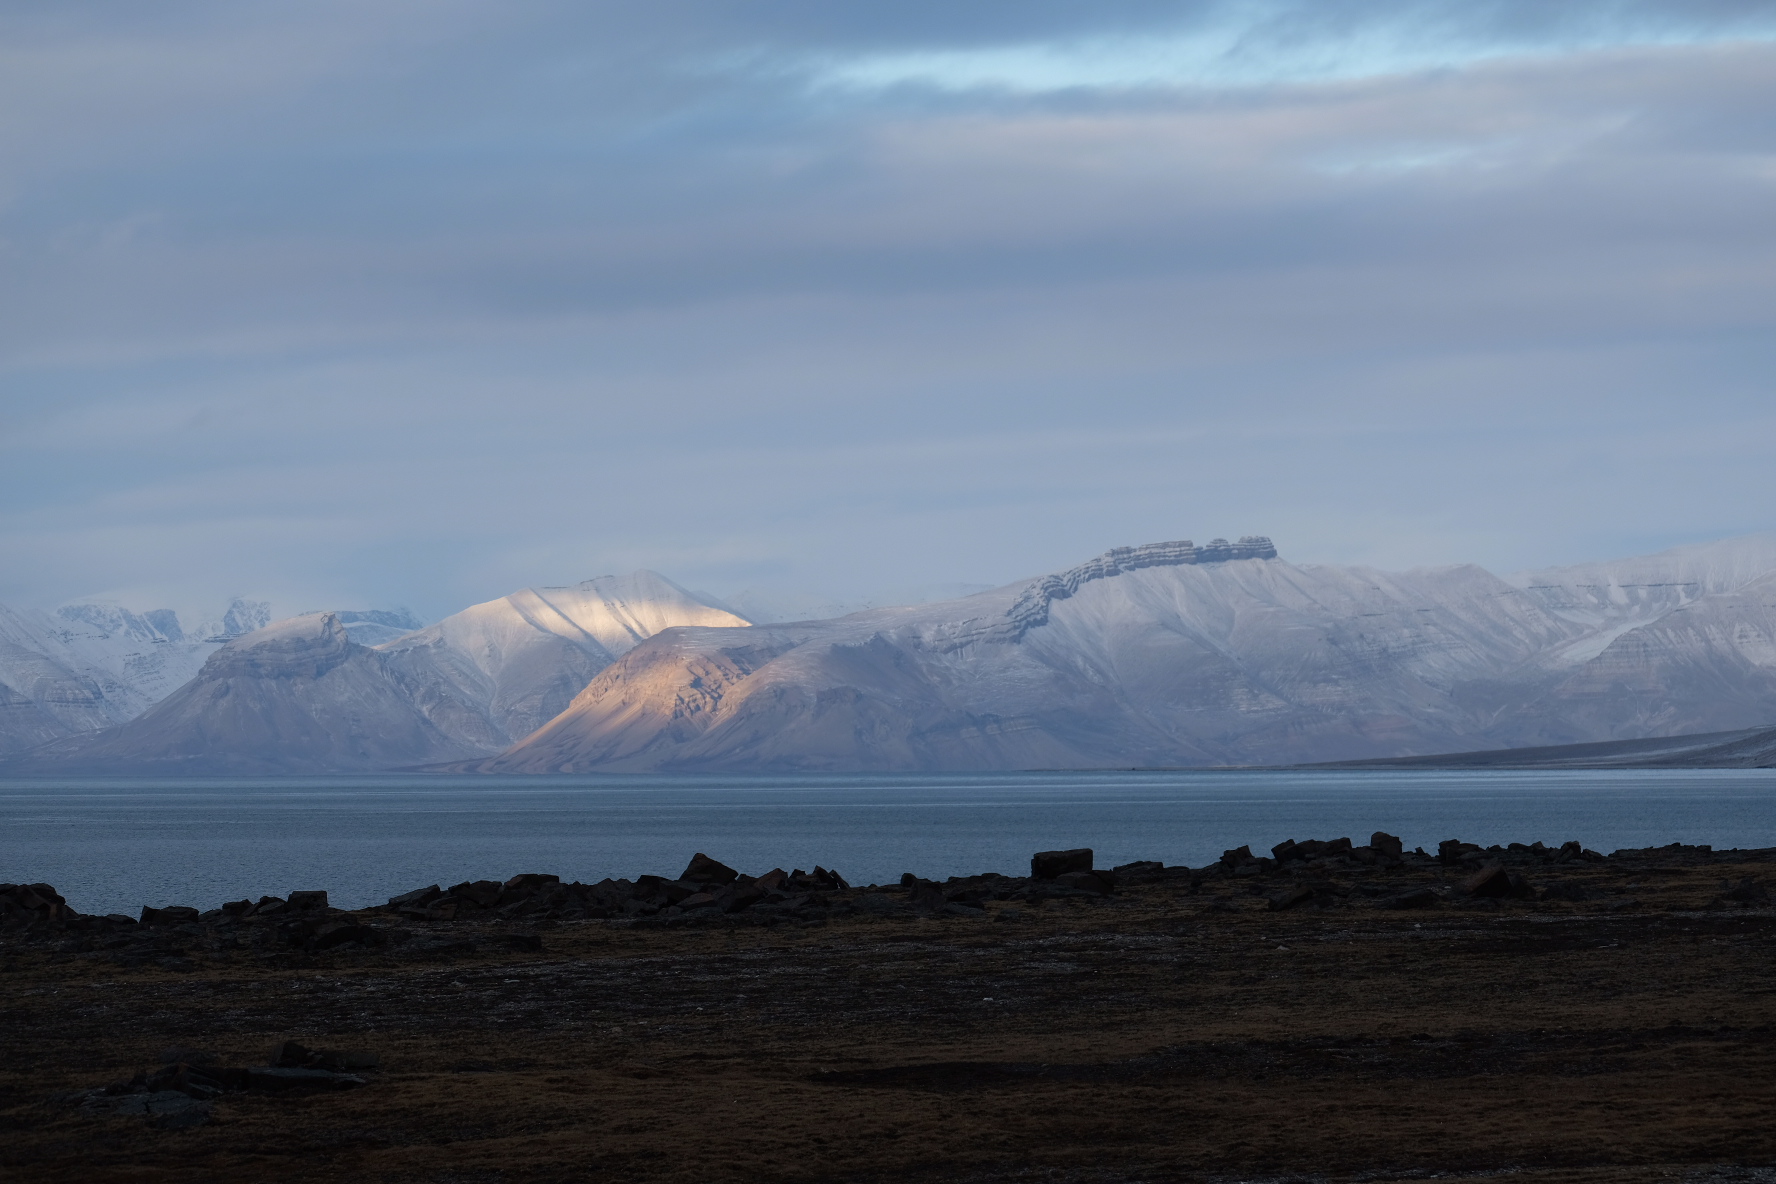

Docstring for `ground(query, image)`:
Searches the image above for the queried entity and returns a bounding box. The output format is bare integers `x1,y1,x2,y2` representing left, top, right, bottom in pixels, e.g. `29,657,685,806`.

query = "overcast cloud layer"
3,1,1774,620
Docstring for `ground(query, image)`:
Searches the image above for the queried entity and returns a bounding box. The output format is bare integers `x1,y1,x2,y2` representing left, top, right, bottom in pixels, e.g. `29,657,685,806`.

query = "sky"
3,0,1774,622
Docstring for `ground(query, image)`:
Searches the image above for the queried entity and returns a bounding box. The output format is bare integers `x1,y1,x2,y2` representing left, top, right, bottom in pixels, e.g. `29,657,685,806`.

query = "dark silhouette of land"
5,837,1776,1182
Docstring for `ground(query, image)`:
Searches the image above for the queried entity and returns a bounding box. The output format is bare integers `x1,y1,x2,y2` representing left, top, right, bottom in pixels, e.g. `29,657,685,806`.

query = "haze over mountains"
4,534,1776,774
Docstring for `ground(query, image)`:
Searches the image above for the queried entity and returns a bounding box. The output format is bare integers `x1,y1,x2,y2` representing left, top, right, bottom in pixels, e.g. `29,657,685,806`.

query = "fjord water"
4,769,1776,915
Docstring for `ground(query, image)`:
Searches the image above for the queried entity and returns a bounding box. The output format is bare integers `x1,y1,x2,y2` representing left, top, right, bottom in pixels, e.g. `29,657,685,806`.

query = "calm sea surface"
3,769,1776,915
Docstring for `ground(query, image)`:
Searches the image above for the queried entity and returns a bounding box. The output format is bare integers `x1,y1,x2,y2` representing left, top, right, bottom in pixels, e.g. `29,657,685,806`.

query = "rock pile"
382,854,852,924
5,836,1765,952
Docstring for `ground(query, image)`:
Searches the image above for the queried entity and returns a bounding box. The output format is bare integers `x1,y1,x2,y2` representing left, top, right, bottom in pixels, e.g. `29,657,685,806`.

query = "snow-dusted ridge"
1006,536,1277,637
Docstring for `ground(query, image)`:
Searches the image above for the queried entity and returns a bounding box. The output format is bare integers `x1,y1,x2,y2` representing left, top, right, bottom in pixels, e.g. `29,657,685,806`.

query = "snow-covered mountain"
12,534,1776,773
5,571,751,772
0,596,427,755
465,534,1776,773
0,596,281,754
376,571,752,746
25,613,488,774
1505,535,1776,666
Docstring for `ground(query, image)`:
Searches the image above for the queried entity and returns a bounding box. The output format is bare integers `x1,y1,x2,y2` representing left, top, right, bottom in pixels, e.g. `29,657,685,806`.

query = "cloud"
1,2,1773,615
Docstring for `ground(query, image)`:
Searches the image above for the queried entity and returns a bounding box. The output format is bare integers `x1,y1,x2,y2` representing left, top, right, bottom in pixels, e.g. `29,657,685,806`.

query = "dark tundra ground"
4,836,1776,1183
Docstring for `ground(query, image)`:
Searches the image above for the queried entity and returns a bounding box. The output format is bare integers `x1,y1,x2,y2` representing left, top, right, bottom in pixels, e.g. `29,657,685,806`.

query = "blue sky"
3,1,1774,619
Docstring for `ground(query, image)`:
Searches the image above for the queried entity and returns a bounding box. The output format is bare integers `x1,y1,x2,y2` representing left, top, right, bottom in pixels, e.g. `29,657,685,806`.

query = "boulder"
286,890,329,911
388,884,442,909
1053,871,1112,896
502,873,559,893
1032,849,1093,880
1370,831,1405,857
853,893,902,916
906,880,949,911
140,905,200,926
718,883,765,914
1461,865,1514,898
681,853,740,885
311,922,380,950
1439,839,1482,865
1219,845,1255,868
1268,885,1317,911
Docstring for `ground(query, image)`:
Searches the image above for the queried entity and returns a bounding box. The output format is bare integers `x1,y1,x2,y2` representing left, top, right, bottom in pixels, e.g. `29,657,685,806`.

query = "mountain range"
4,534,1776,773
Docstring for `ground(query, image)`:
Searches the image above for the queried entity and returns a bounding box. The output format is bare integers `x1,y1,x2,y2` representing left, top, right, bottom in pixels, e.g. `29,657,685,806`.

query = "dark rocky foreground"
5,835,1776,1183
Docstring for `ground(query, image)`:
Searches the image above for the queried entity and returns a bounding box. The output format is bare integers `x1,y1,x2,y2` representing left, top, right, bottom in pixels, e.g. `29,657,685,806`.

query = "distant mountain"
463,534,1776,774
12,535,1776,775
0,603,133,754
0,596,430,756
376,571,751,746
20,614,485,774
5,571,750,773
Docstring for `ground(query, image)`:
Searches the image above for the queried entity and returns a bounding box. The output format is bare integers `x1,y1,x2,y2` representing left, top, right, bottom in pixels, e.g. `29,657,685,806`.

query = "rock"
151,1103,212,1130
853,893,902,916
246,895,287,916
1268,885,1317,911
1371,831,1405,857
679,892,719,910
503,873,559,893
388,884,442,909
1219,845,1255,868
1380,888,1439,909
286,890,329,911
785,867,847,892
1717,878,1770,906
718,883,765,914
87,1089,209,1121
1271,840,1300,863
1031,849,1093,880
1053,871,1113,895
1461,865,1514,898
906,880,949,911
139,905,200,926
681,853,740,885
247,1066,366,1091
457,880,505,908
311,922,380,950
